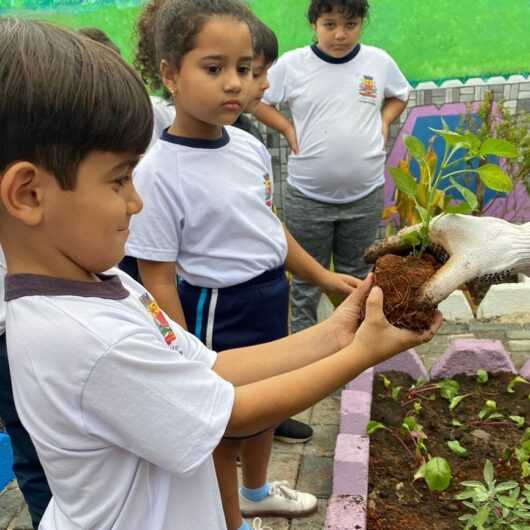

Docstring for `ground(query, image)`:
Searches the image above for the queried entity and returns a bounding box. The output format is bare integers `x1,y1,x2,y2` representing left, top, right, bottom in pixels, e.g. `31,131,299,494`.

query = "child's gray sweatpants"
285,183,384,333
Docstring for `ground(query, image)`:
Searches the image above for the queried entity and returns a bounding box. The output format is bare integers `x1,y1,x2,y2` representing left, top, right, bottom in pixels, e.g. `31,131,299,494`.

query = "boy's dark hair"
0,18,153,190
308,0,369,23
249,17,278,66
136,0,253,96
77,26,121,55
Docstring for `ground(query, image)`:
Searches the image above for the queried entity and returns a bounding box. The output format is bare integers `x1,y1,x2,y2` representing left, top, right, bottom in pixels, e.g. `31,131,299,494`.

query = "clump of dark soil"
373,254,440,331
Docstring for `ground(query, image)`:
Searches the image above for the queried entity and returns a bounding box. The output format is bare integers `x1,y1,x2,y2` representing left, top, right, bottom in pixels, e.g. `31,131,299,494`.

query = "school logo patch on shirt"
263,174,273,208
140,292,177,346
358,75,378,104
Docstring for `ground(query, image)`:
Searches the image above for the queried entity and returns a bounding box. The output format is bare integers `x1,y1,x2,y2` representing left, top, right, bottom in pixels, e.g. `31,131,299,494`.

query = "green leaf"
449,395,469,412
422,457,452,492
499,495,518,508
429,128,468,147
452,419,463,427
404,135,427,161
480,138,519,159
483,460,495,487
451,180,478,211
522,462,530,479
509,416,526,429
402,416,418,432
439,379,460,401
476,506,490,526
391,386,402,401
367,421,385,435
476,369,489,384
401,230,422,248
477,164,514,193
389,166,417,197
507,376,529,394
447,440,468,456
444,202,474,215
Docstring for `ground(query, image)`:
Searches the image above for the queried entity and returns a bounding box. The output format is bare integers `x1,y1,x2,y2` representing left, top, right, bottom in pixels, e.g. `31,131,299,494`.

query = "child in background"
126,1,361,528
232,17,314,448
255,0,411,334
0,17,440,530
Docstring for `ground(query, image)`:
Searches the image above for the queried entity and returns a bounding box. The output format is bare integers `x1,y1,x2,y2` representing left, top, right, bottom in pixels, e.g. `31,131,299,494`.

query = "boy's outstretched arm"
223,285,441,437
253,102,299,154
283,225,361,300
137,259,188,329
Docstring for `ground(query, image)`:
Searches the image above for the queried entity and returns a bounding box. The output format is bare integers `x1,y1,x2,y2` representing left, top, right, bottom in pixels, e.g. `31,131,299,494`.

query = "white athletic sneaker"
251,518,272,530
240,481,318,518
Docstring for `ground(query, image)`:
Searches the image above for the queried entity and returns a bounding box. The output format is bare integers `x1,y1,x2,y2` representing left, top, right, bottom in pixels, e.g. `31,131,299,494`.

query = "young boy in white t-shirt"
255,0,411,334
0,17,440,530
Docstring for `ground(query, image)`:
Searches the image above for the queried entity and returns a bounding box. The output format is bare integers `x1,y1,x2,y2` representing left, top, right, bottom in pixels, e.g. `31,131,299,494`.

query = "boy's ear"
0,162,46,226
160,59,178,96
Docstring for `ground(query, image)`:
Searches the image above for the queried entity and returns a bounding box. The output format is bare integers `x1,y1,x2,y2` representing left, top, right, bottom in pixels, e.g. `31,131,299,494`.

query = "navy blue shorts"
178,266,289,352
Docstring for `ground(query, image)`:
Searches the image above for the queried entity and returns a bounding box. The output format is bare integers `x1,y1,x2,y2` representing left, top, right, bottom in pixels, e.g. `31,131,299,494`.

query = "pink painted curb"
324,495,366,530
332,434,369,497
431,339,516,379
346,368,374,394
374,349,429,381
340,390,372,435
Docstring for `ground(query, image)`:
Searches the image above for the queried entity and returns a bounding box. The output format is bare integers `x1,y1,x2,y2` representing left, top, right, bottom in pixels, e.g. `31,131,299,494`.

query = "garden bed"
367,371,530,529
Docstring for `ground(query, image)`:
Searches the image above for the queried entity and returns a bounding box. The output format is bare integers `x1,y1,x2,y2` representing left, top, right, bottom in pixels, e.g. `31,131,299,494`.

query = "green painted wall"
1,0,529,85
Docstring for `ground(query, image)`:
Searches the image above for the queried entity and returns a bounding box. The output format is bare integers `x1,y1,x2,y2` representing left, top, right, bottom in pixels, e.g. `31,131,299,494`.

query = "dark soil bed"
367,371,530,530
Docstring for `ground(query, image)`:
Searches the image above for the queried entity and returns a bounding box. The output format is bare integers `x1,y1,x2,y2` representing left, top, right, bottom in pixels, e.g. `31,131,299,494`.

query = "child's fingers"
340,273,372,307
364,283,384,320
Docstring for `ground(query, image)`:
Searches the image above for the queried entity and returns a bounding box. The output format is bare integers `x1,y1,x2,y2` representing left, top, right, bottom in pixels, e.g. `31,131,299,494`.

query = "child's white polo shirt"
5,269,234,530
126,126,287,288
263,44,411,204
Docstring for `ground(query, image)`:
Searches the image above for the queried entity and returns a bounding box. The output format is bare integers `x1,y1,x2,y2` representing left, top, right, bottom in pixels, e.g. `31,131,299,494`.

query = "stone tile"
257,516,289,530
0,488,24,529
297,455,333,498
292,408,312,425
271,439,305,457
289,499,328,529
312,397,340,426
304,424,339,457
267,453,301,487
13,505,32,530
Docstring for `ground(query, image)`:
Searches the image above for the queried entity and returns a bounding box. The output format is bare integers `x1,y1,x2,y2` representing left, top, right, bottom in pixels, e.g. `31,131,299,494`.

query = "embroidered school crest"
263,174,273,208
140,292,177,346
358,75,377,104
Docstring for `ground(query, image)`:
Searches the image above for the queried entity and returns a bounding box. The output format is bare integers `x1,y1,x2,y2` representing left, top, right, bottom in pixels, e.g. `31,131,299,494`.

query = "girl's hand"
283,123,299,155
319,270,362,304
327,274,373,350
353,286,442,365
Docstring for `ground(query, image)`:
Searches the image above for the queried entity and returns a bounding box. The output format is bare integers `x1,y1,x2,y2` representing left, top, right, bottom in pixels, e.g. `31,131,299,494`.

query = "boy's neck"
2,232,95,282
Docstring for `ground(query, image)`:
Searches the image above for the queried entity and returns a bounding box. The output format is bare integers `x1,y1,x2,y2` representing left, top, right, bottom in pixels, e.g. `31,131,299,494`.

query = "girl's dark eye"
206,65,221,74
238,65,251,75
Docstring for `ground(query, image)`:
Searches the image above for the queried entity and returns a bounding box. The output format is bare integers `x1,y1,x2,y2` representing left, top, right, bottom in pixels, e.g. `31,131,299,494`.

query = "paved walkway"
0,392,340,530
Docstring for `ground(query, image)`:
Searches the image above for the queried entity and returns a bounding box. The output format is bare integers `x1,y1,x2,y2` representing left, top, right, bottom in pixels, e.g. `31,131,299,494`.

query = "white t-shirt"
5,269,234,530
149,96,176,151
263,44,411,204
126,126,287,288
0,247,5,335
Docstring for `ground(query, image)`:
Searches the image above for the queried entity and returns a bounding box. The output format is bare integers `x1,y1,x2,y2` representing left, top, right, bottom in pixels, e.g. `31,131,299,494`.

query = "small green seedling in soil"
380,375,402,402
366,420,416,462
413,401,423,415
509,416,526,429
414,456,452,492
476,369,489,385
439,379,460,401
401,416,428,460
449,394,471,412
455,459,530,529
447,440,468,457
514,428,530,480
478,400,504,421
507,375,529,394
389,123,516,256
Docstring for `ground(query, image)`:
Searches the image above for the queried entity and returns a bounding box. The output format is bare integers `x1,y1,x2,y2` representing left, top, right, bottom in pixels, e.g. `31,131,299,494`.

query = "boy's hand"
353,286,442,365
283,123,299,154
327,274,374,350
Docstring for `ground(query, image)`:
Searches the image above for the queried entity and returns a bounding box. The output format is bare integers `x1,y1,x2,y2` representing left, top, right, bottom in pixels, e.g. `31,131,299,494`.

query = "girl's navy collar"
310,43,361,64
161,127,230,149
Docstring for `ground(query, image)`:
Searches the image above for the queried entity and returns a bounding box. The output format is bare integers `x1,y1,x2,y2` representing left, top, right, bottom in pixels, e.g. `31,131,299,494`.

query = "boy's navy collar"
161,127,230,149
310,43,361,64
4,273,129,301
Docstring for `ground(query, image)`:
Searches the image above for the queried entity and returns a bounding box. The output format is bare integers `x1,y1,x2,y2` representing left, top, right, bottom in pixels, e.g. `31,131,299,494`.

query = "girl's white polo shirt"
263,44,411,204
126,126,287,288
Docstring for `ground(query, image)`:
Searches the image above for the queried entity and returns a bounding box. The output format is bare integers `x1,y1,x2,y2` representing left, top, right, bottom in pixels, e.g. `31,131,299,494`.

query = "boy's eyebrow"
106,158,140,175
